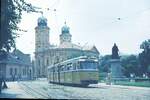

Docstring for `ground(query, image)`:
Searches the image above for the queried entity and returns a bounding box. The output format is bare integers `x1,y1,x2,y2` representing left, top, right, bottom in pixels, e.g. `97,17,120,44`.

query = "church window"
23,69,26,75
23,69,24,75
25,68,26,75
10,68,13,75
15,68,17,75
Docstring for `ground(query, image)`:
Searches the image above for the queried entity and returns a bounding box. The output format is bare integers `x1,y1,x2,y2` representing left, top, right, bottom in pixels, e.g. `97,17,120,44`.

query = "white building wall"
5,64,29,81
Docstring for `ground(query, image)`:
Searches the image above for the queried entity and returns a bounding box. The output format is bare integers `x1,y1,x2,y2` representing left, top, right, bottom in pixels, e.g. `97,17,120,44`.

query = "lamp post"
0,72,2,94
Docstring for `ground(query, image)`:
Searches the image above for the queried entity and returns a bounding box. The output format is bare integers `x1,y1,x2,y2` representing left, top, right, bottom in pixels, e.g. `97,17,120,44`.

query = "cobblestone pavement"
18,79,150,100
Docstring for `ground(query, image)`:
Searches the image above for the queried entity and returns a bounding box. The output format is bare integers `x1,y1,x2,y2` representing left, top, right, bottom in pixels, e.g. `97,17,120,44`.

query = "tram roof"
47,56,98,69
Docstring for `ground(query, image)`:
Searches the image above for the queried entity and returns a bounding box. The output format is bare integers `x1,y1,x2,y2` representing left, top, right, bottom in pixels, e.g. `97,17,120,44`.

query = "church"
34,16,100,77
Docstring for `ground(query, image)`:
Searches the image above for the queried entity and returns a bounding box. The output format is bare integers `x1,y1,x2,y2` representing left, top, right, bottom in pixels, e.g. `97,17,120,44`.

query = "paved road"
1,79,150,99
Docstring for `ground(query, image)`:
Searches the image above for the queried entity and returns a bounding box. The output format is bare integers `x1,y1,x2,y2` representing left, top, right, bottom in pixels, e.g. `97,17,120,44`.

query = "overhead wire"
112,7,150,23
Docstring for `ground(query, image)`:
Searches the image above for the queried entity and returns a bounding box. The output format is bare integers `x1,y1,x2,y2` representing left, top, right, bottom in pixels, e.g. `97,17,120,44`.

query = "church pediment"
91,46,99,54
83,45,99,54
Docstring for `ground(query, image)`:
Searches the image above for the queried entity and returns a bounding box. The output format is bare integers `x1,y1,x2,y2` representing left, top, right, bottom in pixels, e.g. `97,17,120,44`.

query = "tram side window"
80,65,83,69
77,65,80,69
61,67,63,71
80,61,97,69
62,66,65,71
59,66,62,71
73,63,76,70
60,65,64,71
64,65,67,71
57,66,60,72
65,63,70,71
76,62,80,69
68,63,73,70
67,66,69,70
77,62,83,69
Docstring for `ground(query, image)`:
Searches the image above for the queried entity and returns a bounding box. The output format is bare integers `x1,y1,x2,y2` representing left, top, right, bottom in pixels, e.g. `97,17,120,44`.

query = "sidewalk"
0,81,33,98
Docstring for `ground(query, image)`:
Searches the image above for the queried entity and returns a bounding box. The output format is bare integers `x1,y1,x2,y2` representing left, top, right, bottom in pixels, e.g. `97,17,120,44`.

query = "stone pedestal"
109,59,125,80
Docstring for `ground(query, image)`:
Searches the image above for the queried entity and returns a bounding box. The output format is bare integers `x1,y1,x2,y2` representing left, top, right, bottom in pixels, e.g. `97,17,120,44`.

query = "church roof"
58,42,82,49
82,45,100,54
58,42,99,54
38,16,47,22
37,16,47,26
61,22,70,34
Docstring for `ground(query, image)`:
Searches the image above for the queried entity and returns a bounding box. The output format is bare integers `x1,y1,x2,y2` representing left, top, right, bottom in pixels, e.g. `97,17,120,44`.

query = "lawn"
114,81,150,87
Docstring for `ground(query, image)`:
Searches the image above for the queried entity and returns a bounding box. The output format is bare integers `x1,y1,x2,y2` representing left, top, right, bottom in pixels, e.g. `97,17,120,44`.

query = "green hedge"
115,81,150,87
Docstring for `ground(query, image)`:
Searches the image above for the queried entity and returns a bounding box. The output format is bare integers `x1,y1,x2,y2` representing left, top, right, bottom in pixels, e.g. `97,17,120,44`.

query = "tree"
121,55,139,77
139,39,150,77
1,0,37,53
99,55,111,73
0,0,38,93
148,65,150,74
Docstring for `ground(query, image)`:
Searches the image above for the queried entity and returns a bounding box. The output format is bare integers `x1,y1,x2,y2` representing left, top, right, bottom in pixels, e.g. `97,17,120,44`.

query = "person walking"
107,72,112,85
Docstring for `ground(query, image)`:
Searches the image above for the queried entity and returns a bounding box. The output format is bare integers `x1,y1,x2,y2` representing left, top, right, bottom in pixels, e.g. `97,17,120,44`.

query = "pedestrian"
107,73,111,85
2,81,8,89
2,76,8,89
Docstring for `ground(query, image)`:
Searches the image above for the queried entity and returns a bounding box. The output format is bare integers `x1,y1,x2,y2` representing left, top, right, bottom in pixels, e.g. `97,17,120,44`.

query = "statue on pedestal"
109,43,125,80
112,43,119,59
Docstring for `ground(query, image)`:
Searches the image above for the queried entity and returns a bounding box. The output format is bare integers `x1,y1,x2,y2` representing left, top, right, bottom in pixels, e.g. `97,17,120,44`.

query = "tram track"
18,82,77,99
18,82,51,99
16,81,150,100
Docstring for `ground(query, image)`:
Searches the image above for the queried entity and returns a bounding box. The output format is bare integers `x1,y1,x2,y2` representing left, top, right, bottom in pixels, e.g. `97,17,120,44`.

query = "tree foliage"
98,55,111,72
121,55,139,77
139,39,150,76
0,0,37,53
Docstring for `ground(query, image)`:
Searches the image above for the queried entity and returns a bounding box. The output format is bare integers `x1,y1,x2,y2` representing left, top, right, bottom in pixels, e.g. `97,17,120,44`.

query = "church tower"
59,22,72,44
35,15,50,77
35,15,50,52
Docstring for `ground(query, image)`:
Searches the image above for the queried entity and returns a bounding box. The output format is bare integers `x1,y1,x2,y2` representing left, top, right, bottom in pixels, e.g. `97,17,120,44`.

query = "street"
0,78,150,99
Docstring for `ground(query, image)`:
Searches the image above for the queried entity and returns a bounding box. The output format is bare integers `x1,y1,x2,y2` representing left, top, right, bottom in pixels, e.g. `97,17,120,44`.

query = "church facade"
34,16,100,77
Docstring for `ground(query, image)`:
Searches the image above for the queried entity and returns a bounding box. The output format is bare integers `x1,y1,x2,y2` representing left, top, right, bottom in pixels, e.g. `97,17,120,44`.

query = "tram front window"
80,61,97,69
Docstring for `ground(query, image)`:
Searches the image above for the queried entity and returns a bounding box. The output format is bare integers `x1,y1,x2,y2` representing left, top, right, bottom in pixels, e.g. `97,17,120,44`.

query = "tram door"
53,68,54,82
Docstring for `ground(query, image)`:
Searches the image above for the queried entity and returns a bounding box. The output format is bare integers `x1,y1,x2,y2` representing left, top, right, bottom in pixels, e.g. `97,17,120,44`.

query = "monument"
109,43,125,81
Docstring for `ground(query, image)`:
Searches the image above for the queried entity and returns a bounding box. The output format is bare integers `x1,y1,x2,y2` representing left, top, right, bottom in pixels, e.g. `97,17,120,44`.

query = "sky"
16,0,150,58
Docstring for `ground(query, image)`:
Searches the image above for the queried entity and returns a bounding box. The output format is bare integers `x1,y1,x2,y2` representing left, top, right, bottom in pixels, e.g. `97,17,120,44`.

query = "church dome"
37,16,47,26
61,23,70,34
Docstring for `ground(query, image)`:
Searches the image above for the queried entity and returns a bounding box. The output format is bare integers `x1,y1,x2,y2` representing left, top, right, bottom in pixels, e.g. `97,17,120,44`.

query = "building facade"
0,50,32,81
34,16,100,77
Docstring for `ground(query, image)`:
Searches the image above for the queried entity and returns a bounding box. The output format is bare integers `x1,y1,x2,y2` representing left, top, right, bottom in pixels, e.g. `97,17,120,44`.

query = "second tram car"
47,56,99,86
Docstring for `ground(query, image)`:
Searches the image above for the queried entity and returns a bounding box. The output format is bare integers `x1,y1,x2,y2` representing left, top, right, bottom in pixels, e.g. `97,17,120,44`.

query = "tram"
47,56,99,86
